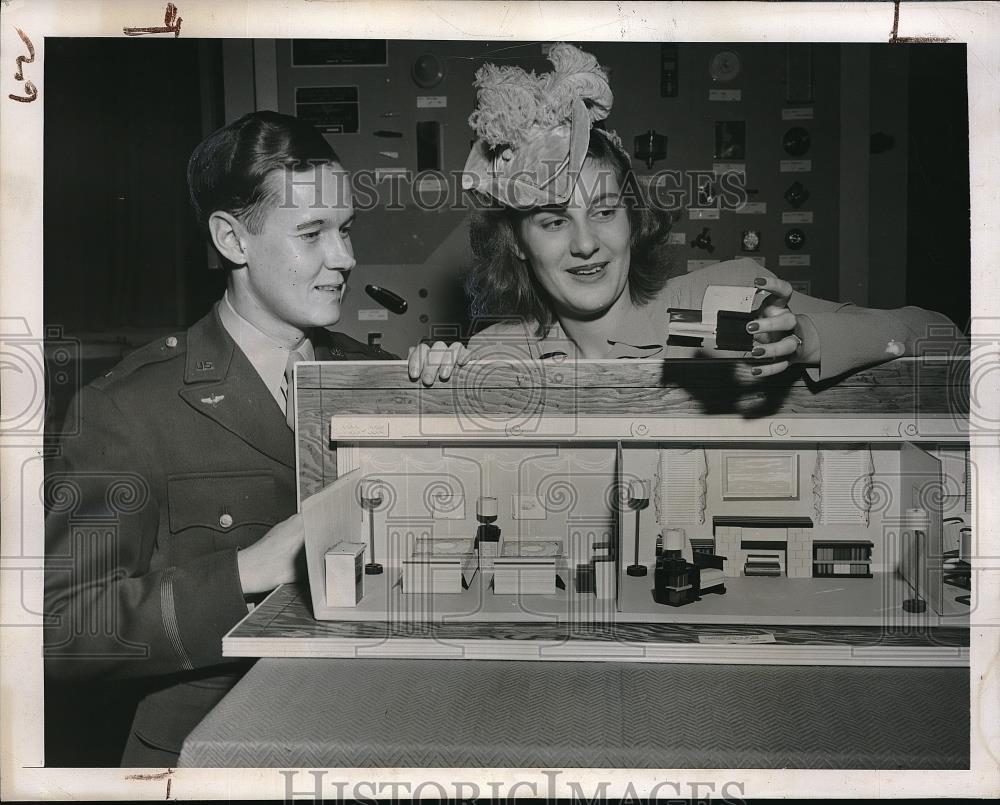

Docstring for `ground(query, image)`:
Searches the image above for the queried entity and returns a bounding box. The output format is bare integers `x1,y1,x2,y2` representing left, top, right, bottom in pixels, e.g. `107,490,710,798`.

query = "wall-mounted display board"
291,39,387,66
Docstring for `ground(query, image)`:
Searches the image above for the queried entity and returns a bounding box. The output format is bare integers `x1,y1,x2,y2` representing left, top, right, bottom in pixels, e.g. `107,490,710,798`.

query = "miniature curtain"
655,447,708,525
812,446,875,525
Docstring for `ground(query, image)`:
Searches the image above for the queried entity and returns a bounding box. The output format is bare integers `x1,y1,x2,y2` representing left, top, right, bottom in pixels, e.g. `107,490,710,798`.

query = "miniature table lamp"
626,480,650,577
476,496,501,570
360,479,384,575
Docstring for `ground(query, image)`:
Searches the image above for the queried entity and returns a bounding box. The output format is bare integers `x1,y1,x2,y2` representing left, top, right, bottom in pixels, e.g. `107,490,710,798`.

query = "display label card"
734,201,767,215
782,107,814,120
667,232,686,245
779,254,812,267
738,256,767,267
709,89,742,101
688,208,720,220
359,309,389,321
782,211,814,224
417,95,447,108
713,162,746,175
780,159,812,172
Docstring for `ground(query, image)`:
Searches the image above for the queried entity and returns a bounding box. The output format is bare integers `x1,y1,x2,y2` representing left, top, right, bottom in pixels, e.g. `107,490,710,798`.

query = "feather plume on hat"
462,43,620,209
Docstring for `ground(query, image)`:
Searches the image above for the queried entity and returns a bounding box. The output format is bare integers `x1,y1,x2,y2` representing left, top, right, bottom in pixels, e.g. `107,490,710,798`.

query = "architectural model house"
224,354,970,668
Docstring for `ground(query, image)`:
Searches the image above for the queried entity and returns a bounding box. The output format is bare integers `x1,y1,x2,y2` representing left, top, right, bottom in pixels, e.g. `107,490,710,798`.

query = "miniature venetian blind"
811,446,875,525
655,447,708,525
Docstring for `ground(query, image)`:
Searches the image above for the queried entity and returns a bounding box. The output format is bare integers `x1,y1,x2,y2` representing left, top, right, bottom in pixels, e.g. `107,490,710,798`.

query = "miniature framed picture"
721,452,799,498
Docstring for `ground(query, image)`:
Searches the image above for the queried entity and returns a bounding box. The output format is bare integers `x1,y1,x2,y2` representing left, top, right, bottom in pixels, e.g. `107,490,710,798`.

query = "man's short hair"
187,110,341,234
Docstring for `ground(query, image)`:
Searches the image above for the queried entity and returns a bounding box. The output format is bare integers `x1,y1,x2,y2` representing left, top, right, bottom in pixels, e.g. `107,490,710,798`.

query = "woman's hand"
744,276,820,378
407,341,474,386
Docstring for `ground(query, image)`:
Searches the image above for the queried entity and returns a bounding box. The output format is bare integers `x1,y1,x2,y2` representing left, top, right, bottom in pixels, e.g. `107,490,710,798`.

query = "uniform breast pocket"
166,471,281,560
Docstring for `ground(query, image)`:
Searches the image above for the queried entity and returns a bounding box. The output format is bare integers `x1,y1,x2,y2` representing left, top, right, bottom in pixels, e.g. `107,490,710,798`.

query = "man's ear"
208,211,249,266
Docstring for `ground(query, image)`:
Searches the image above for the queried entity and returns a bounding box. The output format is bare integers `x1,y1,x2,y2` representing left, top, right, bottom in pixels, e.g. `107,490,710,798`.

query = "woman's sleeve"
788,291,960,382
686,259,962,382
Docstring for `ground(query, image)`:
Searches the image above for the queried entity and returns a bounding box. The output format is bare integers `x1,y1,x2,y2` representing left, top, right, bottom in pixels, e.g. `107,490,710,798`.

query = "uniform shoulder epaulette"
92,332,188,389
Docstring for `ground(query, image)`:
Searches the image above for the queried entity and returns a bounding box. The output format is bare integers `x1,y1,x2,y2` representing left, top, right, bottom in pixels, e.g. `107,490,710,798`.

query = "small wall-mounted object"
782,126,811,157
416,120,443,172
785,44,813,103
709,50,741,82
365,284,408,315
324,542,366,607
741,229,761,252
714,121,746,160
870,131,896,154
784,181,810,208
511,495,546,520
411,52,445,88
690,227,715,253
660,44,679,97
633,129,667,169
784,228,806,251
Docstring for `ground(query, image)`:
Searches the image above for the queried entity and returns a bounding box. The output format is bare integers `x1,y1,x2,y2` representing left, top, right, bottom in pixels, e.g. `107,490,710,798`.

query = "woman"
409,43,955,384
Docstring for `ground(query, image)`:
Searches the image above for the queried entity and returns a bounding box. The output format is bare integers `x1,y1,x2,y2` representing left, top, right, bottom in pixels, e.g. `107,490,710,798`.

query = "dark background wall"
44,39,970,371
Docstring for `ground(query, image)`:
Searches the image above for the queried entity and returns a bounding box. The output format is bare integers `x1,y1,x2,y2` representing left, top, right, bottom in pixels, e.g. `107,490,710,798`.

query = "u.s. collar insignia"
200,394,225,406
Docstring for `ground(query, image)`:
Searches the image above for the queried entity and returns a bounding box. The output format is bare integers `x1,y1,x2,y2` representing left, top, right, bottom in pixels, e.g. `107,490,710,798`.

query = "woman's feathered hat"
462,43,620,209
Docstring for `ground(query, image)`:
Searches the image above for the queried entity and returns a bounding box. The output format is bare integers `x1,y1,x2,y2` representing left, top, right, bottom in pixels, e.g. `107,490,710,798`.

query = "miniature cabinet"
223,354,971,667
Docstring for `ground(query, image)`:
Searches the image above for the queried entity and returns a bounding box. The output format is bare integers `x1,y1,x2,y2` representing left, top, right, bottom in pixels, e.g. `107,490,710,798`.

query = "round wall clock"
709,50,741,82
412,53,445,88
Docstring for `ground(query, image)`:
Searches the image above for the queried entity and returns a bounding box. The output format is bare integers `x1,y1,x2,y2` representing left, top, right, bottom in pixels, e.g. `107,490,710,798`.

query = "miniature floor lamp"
626,480,650,577
361,479,384,575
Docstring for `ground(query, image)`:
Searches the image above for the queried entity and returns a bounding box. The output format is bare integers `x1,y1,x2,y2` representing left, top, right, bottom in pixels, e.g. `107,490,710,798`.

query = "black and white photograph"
1,1,998,800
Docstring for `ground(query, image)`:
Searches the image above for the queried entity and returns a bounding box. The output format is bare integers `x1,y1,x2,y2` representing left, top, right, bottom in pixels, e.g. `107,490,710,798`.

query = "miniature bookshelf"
813,541,874,578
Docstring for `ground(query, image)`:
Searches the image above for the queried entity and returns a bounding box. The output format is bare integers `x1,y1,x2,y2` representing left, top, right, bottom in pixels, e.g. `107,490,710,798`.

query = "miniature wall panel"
295,357,968,501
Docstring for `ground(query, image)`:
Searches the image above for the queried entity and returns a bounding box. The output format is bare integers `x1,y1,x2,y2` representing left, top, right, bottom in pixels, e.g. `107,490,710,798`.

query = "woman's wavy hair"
466,128,676,337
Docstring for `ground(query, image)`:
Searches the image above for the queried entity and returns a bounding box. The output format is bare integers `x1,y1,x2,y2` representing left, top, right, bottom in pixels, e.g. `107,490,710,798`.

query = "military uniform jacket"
44,305,395,757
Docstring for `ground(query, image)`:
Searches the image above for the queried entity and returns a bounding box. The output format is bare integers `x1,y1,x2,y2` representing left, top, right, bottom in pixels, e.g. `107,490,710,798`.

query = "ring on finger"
791,334,803,352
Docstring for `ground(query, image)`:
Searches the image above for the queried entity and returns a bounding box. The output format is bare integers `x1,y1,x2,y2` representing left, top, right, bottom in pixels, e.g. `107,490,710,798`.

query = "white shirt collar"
218,291,314,409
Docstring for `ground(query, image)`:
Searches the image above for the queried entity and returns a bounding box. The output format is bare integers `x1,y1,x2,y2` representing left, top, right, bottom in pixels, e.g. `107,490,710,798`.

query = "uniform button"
219,513,233,528
166,336,178,348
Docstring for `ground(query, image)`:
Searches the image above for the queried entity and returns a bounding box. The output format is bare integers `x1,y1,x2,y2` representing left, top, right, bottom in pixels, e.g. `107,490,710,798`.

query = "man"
44,111,395,766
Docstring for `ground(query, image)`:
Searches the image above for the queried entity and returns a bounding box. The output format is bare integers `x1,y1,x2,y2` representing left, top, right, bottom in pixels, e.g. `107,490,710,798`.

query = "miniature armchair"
692,551,728,596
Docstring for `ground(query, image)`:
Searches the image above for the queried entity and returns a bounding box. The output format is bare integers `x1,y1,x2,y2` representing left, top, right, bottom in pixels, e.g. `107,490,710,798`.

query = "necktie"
281,349,302,431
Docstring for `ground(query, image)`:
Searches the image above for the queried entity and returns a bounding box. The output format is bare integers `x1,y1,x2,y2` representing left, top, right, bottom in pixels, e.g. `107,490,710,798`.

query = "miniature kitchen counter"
178,655,969,768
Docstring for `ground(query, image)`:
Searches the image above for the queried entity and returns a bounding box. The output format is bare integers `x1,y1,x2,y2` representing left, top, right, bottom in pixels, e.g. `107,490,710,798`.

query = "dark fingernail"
746,321,760,333
751,367,762,376
751,346,766,357
754,277,767,286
